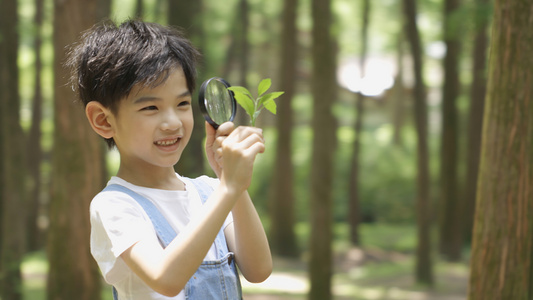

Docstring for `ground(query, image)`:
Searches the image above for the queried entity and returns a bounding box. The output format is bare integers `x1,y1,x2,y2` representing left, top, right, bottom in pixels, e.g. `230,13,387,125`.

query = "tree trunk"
27,0,45,253
235,0,250,126
402,0,434,286
269,0,299,257
308,0,337,298
468,0,533,298
439,0,462,262
348,0,370,246
168,0,205,177
135,0,144,19
0,0,27,298
463,0,490,245
96,0,111,21
237,0,249,88
392,33,406,147
168,0,201,37
47,1,103,299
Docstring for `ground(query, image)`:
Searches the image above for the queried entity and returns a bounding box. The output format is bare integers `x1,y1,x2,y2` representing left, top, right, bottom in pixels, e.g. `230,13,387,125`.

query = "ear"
85,101,115,139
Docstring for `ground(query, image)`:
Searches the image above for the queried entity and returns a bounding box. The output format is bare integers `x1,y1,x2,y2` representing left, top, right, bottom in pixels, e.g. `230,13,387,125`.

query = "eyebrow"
133,91,192,104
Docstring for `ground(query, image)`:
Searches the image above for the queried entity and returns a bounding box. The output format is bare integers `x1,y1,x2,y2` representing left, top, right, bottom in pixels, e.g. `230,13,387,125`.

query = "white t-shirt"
90,174,233,300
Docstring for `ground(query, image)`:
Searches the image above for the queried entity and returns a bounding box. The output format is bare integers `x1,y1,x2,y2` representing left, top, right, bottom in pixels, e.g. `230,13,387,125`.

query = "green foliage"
359,223,418,253
333,124,419,224
248,120,424,227
228,78,284,127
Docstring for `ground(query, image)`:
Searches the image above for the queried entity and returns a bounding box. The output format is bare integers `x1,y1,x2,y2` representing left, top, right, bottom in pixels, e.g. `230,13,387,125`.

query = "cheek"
180,112,194,143
185,111,194,131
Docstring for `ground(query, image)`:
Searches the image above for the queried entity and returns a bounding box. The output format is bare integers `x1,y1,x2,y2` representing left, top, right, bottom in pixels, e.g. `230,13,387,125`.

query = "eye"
178,100,191,107
141,105,158,111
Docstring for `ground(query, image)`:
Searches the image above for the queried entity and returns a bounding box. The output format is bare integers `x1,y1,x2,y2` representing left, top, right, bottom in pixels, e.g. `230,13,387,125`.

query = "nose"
160,109,182,132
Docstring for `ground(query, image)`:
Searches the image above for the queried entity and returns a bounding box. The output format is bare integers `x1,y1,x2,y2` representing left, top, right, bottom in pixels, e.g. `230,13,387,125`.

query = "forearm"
228,192,272,283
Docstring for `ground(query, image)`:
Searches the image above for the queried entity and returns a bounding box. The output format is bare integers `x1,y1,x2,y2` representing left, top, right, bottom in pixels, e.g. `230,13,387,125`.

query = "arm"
225,192,272,283
120,123,264,297
206,122,272,282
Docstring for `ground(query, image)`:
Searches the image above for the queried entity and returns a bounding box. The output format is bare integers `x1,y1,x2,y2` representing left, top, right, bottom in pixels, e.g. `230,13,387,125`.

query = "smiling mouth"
154,138,179,146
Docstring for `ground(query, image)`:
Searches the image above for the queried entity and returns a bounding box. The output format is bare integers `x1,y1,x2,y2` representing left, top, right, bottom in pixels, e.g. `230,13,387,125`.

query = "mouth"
154,137,180,147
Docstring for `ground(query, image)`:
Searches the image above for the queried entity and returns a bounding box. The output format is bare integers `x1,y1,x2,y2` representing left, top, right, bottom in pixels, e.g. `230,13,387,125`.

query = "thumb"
205,121,216,139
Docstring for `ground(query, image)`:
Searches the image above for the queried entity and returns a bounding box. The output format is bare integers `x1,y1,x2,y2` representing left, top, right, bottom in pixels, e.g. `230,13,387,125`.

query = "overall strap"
185,176,213,204
104,184,176,247
185,177,230,259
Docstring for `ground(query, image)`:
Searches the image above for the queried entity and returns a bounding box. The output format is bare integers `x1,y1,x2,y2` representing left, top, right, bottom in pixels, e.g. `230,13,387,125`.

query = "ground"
21,246,469,300
242,247,469,300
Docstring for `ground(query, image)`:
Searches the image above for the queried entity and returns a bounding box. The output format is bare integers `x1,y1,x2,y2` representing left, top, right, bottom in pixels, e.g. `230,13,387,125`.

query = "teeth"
155,138,178,146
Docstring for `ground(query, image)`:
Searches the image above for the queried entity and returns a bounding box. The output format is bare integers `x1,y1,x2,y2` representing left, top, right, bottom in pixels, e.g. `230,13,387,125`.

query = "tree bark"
439,0,462,262
237,0,249,88
96,0,111,21
235,0,250,126
168,0,205,177
392,32,407,147
135,0,144,19
468,0,533,298
269,0,299,257
26,0,45,253
308,0,337,298
348,0,370,246
168,0,201,37
402,0,434,286
47,1,103,299
0,0,27,298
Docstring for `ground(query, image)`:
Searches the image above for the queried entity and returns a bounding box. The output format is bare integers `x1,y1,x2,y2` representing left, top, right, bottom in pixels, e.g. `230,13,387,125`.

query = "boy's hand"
205,122,234,178
205,122,264,193
218,125,265,194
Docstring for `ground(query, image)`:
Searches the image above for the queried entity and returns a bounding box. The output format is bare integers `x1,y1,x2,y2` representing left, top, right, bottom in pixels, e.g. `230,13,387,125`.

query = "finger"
214,135,227,150
205,121,217,150
215,148,224,164
243,141,266,158
205,121,216,138
236,126,263,137
225,126,264,144
216,122,235,138
235,133,265,150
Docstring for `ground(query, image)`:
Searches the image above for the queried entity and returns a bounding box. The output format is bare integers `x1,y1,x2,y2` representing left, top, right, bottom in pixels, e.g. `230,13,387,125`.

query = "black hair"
66,19,200,147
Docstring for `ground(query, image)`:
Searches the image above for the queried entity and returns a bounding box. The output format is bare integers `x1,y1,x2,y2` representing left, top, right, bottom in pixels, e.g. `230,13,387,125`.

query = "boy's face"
110,67,193,170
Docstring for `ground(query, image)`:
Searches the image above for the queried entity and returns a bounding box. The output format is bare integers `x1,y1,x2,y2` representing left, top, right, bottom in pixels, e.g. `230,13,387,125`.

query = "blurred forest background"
1,0,532,299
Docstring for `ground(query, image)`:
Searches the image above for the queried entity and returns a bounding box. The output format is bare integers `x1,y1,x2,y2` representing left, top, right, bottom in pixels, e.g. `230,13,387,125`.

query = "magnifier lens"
205,80,233,124
199,77,236,129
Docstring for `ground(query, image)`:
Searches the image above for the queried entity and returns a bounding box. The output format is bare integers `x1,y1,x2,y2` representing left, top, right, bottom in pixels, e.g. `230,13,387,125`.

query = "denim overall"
104,177,242,300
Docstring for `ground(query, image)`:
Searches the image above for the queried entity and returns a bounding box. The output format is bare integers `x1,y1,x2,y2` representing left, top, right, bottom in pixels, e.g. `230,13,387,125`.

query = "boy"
67,19,272,299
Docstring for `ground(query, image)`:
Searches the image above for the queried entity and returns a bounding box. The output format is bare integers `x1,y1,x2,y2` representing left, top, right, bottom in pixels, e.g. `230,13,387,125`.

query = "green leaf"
228,86,254,100
232,91,255,119
263,99,277,115
258,91,284,107
228,79,284,127
257,78,272,96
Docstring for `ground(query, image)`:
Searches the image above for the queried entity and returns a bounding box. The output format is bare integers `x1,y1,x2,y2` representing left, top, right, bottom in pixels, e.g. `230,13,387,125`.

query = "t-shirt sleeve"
90,191,157,282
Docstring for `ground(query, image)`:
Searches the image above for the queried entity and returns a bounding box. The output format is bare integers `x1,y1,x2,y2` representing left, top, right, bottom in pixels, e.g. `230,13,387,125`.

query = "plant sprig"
227,78,284,127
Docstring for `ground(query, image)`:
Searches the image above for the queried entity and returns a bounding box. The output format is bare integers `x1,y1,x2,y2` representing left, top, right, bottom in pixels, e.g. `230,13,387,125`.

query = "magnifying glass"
198,77,237,129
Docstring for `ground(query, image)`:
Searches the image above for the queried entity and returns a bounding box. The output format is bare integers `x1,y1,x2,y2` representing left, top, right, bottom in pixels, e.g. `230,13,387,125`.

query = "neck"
116,164,184,190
